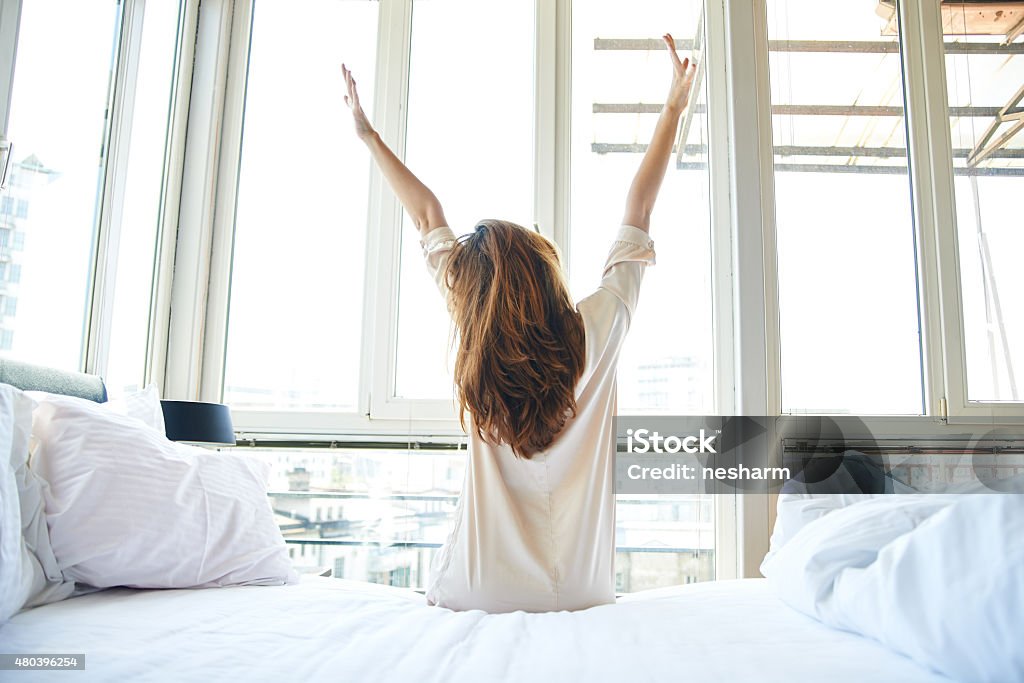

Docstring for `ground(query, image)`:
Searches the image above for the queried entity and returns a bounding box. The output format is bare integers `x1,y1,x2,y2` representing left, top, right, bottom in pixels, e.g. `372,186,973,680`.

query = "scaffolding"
589,28,1022,400
590,38,1024,177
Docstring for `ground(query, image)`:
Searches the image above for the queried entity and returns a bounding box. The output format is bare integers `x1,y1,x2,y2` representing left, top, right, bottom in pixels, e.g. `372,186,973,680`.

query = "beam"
675,8,706,168
593,142,1024,160
593,103,1019,118
967,82,1024,166
593,37,1024,55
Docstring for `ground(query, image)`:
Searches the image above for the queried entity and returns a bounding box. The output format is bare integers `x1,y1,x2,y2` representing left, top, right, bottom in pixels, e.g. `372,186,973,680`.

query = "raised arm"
342,65,447,234
621,34,697,233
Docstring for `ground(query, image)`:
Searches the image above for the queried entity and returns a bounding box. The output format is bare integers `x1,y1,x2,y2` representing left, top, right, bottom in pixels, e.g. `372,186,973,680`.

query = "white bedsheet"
0,577,949,683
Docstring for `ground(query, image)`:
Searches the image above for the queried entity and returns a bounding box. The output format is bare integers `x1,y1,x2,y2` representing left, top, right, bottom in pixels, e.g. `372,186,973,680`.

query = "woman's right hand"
662,33,697,112
342,64,375,140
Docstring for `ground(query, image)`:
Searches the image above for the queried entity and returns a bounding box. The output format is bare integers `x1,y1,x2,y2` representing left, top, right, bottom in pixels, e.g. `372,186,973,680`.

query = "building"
621,355,708,412
0,154,56,353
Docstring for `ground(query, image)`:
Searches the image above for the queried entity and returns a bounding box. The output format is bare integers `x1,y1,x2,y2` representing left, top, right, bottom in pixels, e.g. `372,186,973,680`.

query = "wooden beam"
878,1,1024,38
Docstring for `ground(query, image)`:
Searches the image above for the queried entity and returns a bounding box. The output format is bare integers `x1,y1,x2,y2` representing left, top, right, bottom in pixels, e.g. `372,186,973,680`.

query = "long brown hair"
445,220,585,459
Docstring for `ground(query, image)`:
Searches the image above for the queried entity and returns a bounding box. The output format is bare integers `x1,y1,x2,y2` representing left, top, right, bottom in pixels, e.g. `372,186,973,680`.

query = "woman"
342,35,696,613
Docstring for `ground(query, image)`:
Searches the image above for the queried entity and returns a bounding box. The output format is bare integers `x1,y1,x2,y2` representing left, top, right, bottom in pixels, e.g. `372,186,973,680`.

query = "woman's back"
341,35,693,613
424,226,656,613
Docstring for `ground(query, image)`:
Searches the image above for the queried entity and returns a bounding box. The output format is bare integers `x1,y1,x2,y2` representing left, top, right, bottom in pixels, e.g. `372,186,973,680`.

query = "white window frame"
205,0,743,435
188,0,744,578
365,0,442,422
733,0,1024,429
2,0,1018,429
899,0,1024,424
0,1,19,136
0,0,189,389
83,0,142,381
718,0,1024,575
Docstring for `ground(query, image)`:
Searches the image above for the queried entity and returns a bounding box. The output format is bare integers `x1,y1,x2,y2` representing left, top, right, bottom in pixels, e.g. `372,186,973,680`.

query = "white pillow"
0,384,74,622
27,383,166,435
104,383,166,435
767,455,917,555
0,383,33,620
29,393,297,589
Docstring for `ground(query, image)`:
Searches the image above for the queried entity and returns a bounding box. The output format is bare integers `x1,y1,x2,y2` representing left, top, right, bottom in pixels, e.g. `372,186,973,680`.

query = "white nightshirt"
420,224,656,613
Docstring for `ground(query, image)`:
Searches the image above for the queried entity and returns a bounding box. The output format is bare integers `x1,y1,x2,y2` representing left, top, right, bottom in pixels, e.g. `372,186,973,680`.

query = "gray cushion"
0,359,107,403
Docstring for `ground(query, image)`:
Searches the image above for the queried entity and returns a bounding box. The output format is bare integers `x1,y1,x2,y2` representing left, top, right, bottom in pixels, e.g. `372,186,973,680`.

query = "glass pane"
393,0,535,400
105,2,182,397
569,0,714,415
247,447,713,590
615,494,715,590
941,6,1024,402
223,0,378,411
0,2,121,370
769,0,924,414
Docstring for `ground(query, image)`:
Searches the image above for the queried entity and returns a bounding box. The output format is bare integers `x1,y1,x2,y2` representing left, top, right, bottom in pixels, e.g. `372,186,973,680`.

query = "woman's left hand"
662,33,697,112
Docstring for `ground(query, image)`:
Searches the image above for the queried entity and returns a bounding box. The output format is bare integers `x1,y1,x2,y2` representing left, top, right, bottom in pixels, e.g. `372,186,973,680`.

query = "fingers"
663,33,685,70
341,64,359,106
662,33,701,74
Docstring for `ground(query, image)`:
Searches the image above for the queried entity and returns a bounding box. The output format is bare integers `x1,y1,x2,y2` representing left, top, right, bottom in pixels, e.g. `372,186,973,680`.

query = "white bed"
0,576,949,683
4,373,1016,682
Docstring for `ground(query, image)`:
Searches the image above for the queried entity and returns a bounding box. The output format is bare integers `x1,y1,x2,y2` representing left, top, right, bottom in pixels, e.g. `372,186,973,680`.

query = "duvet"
761,492,1024,683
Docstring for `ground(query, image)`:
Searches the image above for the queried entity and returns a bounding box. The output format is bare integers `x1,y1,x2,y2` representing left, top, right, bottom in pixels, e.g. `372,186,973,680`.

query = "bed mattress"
0,577,949,682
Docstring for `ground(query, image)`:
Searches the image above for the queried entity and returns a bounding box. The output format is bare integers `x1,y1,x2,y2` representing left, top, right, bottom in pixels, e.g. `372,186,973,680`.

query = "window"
103,2,183,397
767,0,924,415
164,0,1024,589
393,0,536,401
101,1,182,395
569,0,715,415
0,329,12,351
0,1,121,370
2,296,16,317
12,232,24,251
252,446,714,591
255,446,459,588
940,5,1024,402
223,0,379,411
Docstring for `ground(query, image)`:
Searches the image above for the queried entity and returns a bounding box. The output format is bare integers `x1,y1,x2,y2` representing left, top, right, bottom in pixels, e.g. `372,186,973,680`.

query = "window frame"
206,0,741,433
83,0,144,382
899,0,1024,423
193,0,743,580
198,0,552,430
0,0,187,387
2,0,1019,424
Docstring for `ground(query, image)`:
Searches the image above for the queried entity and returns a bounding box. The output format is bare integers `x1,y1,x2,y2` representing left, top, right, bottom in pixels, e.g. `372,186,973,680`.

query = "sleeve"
420,225,458,310
598,224,657,322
